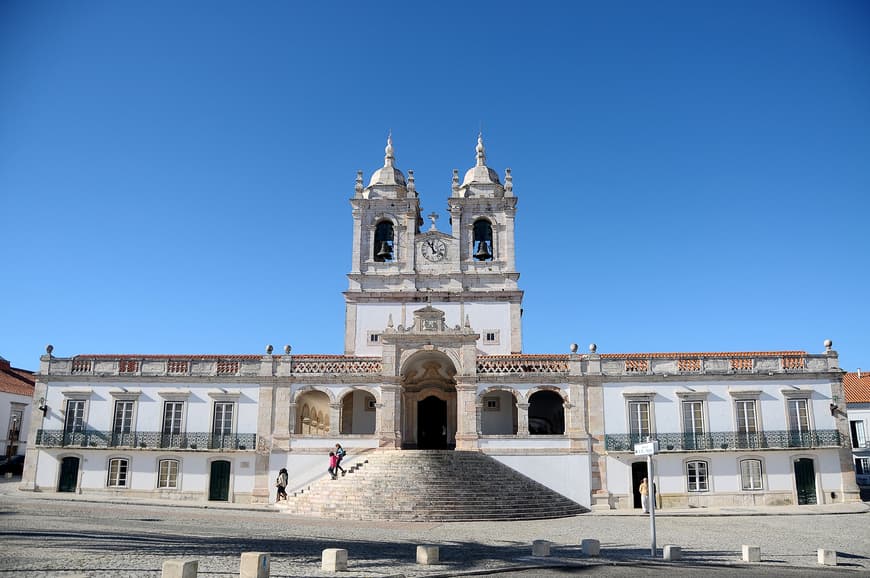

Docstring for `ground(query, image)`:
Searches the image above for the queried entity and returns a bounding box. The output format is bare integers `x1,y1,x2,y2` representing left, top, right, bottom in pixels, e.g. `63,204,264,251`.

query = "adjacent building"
20,137,860,509
844,371,870,488
0,356,35,458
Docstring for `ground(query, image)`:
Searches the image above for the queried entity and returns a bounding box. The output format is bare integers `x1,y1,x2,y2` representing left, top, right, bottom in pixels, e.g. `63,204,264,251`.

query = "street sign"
634,440,659,456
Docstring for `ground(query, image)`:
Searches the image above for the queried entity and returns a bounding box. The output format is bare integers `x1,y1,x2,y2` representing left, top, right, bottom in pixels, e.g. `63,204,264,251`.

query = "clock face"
421,238,447,262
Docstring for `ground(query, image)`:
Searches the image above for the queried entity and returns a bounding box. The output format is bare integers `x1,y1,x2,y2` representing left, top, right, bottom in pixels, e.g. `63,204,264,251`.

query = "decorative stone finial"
589,343,598,353
355,170,363,195
283,345,292,354
384,133,394,167
46,344,54,355
452,169,460,192
475,133,486,166
824,339,833,352
570,343,578,353
465,314,471,328
407,170,416,194
427,212,439,231
265,344,273,354
505,168,513,194
387,314,394,328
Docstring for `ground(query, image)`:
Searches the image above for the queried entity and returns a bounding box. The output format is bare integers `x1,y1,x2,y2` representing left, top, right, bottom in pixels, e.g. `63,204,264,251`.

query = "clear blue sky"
1,1,868,372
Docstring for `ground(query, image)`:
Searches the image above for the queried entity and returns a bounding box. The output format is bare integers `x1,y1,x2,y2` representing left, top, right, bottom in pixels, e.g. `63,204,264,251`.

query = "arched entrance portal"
401,351,457,449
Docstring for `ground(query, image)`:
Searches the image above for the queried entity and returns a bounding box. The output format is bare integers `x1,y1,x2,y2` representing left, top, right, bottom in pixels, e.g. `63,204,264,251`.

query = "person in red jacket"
328,451,339,480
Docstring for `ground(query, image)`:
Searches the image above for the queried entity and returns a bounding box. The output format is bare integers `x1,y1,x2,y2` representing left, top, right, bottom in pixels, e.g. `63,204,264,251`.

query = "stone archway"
400,351,457,449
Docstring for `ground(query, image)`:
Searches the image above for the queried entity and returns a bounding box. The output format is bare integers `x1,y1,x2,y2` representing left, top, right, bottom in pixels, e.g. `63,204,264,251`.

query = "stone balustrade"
36,429,256,451
604,430,841,452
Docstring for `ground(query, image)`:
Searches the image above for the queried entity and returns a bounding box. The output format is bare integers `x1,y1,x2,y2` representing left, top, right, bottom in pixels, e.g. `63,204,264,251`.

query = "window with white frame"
856,457,870,475
851,420,867,448
740,459,763,490
735,400,758,434
213,402,234,436
64,399,86,433
628,401,651,439
163,402,184,435
113,400,134,434
483,330,499,345
107,458,129,487
787,398,810,433
682,401,705,435
686,460,709,492
157,459,179,489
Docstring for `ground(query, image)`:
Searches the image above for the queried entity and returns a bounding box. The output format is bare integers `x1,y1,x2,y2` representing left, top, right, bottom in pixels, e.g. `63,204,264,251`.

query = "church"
20,136,859,512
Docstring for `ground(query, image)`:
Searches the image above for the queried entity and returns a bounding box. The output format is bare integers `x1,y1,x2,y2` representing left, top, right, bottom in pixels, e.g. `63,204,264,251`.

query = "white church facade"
20,137,859,511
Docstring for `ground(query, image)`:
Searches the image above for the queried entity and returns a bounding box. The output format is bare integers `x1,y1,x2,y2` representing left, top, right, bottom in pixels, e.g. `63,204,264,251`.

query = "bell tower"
345,135,522,356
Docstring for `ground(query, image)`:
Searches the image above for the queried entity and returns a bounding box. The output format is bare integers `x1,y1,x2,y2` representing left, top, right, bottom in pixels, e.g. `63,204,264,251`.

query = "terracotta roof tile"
0,358,35,397
844,372,870,404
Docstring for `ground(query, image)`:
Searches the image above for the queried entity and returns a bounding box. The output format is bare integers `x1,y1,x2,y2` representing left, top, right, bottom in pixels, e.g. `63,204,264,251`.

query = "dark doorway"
58,456,79,493
794,458,817,505
209,460,231,501
417,396,448,449
631,461,648,509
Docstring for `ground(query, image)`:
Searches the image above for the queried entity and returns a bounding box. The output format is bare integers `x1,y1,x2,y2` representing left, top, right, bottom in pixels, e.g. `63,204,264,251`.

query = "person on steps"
328,451,338,480
334,443,347,476
276,467,288,502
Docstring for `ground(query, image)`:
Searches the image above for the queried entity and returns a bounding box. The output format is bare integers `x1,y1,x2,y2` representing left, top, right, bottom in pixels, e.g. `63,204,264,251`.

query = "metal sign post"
634,440,659,558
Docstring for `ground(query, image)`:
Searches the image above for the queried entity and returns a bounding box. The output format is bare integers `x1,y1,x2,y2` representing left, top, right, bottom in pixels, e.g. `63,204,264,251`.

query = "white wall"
0,390,33,455
494,454,590,506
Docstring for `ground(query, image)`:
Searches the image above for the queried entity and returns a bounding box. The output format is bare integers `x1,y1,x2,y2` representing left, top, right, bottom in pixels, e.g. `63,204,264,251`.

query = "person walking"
275,467,288,502
334,443,347,476
639,477,649,513
328,451,338,480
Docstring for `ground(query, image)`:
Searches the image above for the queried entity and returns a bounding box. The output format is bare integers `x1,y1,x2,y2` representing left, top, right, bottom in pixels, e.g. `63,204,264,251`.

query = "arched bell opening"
528,390,565,435
373,220,394,262
472,218,493,261
339,389,377,435
400,350,458,449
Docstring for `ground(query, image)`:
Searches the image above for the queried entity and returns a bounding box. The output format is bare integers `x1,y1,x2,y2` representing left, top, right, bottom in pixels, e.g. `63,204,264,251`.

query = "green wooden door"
208,460,231,501
794,458,817,505
58,457,79,493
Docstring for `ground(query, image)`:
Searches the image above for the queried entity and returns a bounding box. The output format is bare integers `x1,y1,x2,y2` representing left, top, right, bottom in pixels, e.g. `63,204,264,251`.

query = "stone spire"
475,133,486,166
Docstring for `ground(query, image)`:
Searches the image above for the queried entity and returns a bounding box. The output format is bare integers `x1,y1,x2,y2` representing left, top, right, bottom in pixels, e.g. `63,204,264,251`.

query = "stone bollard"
581,539,600,557
322,548,348,572
416,545,440,565
161,559,198,578
742,545,761,563
663,545,682,561
240,552,270,578
532,540,551,557
818,549,837,566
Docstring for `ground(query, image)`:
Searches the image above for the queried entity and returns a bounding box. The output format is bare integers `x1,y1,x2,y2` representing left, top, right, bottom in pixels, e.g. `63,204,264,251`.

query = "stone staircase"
280,450,588,521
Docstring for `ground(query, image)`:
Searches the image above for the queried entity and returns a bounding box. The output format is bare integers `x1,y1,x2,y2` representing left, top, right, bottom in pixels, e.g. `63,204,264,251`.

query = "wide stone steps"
281,450,587,521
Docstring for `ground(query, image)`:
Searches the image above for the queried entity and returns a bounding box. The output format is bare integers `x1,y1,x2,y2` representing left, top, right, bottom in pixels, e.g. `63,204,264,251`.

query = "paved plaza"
0,477,868,577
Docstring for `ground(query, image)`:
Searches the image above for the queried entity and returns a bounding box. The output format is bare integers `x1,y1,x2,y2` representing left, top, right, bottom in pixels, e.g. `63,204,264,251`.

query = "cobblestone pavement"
0,479,868,577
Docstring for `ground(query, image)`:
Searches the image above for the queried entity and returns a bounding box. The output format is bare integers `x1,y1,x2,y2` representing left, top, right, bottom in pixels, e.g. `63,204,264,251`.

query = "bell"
376,241,393,261
474,240,492,261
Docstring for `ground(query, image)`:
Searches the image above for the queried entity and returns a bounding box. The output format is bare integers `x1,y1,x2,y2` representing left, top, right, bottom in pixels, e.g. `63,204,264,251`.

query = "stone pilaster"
328,403,342,435
454,383,479,450
252,383,274,504
516,402,529,436
377,384,401,448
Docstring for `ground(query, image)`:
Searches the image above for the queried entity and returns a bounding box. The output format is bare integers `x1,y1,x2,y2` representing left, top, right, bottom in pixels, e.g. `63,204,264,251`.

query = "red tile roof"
0,357,35,397
844,372,870,404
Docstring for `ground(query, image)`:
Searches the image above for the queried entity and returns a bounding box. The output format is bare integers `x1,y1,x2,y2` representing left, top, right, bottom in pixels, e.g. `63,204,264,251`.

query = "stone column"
454,383,479,450
475,402,483,435
287,403,297,438
377,384,401,448
272,388,291,451
328,403,342,435
516,402,530,437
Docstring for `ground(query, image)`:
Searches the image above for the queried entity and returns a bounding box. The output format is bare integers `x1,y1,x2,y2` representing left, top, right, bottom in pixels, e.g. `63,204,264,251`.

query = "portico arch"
400,350,458,449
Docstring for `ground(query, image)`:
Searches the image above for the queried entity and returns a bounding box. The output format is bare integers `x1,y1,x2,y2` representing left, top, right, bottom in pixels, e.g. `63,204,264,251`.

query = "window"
483,396,500,411
373,220,394,262
213,402,234,436
682,401,705,450
64,400,86,433
787,399,810,433
851,420,867,448
157,459,179,489
483,330,499,345
107,458,129,487
472,219,493,261
113,400,134,434
740,459,763,490
163,402,184,435
735,400,757,433
856,457,870,475
686,460,708,492
628,401,651,439
369,333,379,343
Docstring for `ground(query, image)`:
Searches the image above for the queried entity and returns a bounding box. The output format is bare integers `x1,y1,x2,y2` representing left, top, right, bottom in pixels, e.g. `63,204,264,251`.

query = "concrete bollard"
532,540,551,557
322,548,348,572
416,545,440,565
161,559,198,578
240,552,270,578
663,545,682,561
742,545,761,563
581,539,601,557
818,549,837,566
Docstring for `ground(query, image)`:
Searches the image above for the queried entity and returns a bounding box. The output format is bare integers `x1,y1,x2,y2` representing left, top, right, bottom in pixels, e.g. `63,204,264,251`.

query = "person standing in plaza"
334,443,346,476
275,467,288,502
639,477,649,513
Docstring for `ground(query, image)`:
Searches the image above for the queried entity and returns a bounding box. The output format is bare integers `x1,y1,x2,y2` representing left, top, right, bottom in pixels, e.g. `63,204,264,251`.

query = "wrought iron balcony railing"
36,430,256,451
605,430,841,452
